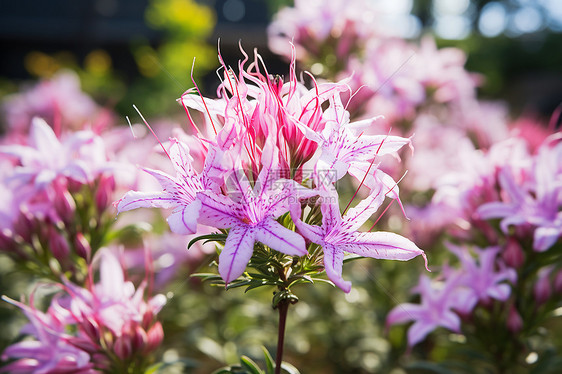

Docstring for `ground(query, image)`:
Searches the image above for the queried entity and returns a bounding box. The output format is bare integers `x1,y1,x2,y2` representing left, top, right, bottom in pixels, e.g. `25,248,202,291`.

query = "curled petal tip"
421,252,430,272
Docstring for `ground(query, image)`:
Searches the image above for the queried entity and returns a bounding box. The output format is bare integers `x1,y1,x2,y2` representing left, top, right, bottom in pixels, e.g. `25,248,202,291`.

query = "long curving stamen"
133,105,171,160
342,131,392,215
190,58,217,135
179,89,202,136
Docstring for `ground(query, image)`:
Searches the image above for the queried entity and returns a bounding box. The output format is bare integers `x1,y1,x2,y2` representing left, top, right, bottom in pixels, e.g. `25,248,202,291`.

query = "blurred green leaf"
262,346,275,374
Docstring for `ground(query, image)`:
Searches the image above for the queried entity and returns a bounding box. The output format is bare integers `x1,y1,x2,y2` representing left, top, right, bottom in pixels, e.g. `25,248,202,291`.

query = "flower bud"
145,322,164,353
502,238,525,269
53,183,76,224
132,324,148,351
48,230,70,261
74,233,92,262
114,335,132,360
95,174,115,212
14,208,35,243
81,316,101,342
507,305,523,333
533,268,552,305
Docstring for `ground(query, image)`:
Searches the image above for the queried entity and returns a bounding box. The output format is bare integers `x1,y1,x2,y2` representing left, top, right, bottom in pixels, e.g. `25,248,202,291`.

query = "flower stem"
275,299,289,374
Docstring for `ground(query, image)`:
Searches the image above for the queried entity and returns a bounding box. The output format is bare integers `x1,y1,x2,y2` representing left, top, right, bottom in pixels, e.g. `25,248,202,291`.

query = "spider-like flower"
116,48,425,289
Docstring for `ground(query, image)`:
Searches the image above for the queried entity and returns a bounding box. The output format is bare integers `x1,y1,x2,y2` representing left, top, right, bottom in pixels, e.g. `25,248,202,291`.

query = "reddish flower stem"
275,300,290,374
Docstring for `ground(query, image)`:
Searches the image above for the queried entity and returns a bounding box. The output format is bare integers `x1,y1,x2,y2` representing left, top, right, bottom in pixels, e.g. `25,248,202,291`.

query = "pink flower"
0,118,110,190
387,273,476,347
1,296,97,374
291,186,427,293
117,48,424,289
448,244,516,303
2,71,106,136
478,137,562,252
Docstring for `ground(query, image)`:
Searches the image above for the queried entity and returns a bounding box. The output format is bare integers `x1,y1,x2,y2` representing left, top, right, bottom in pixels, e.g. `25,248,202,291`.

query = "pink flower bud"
114,335,132,360
92,353,112,371
533,269,552,305
142,310,155,329
53,184,76,224
74,233,92,262
507,305,523,333
14,208,35,243
48,230,70,261
502,238,525,269
145,322,164,353
132,325,148,351
95,174,115,212
81,316,101,342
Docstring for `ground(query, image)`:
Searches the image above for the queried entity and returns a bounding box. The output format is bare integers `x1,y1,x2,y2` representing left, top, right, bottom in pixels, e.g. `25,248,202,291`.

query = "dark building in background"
0,0,279,81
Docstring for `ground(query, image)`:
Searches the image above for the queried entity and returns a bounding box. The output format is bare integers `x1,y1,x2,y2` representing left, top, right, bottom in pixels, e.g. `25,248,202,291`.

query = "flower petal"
255,219,307,256
218,225,256,284
197,192,241,228
322,243,352,293
167,199,202,234
116,191,176,212
407,321,438,347
386,303,423,326
341,231,428,269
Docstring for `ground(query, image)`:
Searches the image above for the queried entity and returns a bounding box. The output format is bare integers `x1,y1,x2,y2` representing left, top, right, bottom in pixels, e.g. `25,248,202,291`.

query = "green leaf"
211,369,235,374
240,356,264,374
343,255,364,264
144,363,163,374
280,362,301,374
262,346,275,374
188,233,228,249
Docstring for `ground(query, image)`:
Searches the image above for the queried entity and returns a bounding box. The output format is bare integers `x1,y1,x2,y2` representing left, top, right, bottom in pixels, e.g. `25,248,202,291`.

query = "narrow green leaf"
240,356,264,374
262,346,275,374
188,233,228,249
280,362,301,374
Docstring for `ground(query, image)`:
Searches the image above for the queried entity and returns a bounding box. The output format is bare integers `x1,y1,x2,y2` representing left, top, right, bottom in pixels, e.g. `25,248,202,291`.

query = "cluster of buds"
1,250,165,373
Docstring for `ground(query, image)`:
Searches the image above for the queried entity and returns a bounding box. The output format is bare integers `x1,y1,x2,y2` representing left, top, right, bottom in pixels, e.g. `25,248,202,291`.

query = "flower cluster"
1,250,165,373
388,132,562,356
117,48,428,292
0,117,119,280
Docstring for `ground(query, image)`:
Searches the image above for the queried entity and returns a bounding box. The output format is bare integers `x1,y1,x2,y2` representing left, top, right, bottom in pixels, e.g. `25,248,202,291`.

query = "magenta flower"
291,186,427,292
478,138,562,252
1,297,97,374
448,244,516,302
0,117,108,190
2,71,102,136
386,272,476,347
